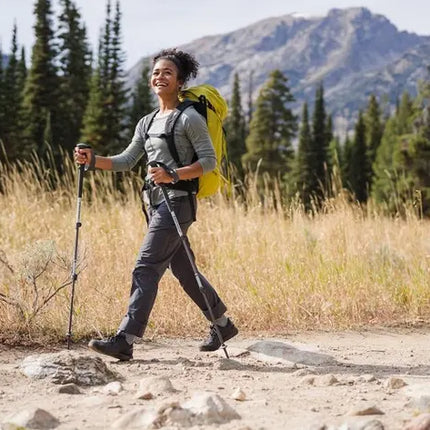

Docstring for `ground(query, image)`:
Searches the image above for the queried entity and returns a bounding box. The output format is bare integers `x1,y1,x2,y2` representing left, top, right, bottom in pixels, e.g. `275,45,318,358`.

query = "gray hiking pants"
118,195,227,337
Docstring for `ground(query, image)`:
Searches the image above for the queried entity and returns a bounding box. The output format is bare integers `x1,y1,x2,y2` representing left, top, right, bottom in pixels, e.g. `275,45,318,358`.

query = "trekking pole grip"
147,160,178,185
76,143,91,198
77,142,96,172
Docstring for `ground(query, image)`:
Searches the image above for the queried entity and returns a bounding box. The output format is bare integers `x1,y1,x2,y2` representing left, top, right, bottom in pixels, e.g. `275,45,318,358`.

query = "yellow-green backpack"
178,84,228,198
144,84,228,199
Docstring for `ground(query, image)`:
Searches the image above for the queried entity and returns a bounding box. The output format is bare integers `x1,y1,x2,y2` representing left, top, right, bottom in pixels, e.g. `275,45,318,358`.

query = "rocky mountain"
126,7,430,135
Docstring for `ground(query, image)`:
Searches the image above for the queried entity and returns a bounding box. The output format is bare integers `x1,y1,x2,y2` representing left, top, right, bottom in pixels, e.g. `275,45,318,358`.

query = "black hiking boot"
88,333,133,361
199,319,238,352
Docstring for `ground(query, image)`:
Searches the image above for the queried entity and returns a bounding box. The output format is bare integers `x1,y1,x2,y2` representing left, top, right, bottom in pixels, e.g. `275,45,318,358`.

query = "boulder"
182,391,241,425
20,351,116,386
3,408,59,429
248,340,336,366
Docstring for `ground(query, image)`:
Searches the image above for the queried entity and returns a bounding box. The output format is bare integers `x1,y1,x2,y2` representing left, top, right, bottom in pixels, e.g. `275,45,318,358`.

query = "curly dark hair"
152,48,199,85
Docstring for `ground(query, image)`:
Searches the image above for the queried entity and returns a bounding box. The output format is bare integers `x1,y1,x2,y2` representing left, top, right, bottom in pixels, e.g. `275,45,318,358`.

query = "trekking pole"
67,143,92,349
148,161,230,359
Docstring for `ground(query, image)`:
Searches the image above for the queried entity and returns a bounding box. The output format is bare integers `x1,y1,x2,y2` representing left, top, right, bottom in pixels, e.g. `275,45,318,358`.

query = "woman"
74,48,237,361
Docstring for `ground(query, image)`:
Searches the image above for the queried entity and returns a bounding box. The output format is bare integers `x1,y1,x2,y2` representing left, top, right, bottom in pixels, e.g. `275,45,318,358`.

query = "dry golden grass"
1,157,430,343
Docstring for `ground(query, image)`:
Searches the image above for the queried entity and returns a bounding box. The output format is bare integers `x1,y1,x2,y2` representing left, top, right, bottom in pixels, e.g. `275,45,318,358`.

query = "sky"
1,0,429,69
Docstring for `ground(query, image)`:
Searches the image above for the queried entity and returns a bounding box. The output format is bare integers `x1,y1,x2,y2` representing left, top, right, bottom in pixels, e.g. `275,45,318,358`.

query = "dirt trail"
1,328,429,429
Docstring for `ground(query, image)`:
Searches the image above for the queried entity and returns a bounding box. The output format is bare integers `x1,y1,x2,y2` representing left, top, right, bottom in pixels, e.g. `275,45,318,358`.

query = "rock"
309,425,328,430
110,408,159,429
57,383,81,394
348,405,384,416
299,375,316,386
361,420,385,430
157,402,193,427
111,402,191,429
403,413,430,430
404,384,430,412
182,391,241,424
214,358,244,370
137,376,176,397
317,374,339,386
103,381,123,396
384,377,407,390
292,367,316,377
135,391,154,400
345,376,357,385
4,408,59,429
111,393,240,428
247,340,336,366
340,420,385,430
358,375,378,383
20,351,116,386
232,388,246,401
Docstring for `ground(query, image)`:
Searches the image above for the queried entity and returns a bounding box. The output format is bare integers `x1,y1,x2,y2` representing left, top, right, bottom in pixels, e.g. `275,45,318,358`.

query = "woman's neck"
158,95,180,114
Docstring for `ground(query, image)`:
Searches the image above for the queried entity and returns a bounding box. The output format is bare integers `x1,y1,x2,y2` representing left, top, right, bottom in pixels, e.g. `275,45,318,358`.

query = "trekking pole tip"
222,344,229,359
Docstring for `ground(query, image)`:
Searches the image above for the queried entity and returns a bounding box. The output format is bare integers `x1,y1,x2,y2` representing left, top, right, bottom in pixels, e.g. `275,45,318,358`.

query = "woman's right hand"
74,146,92,165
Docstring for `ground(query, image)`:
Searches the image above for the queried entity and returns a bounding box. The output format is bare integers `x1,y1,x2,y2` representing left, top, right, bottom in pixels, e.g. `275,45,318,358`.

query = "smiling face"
150,59,183,97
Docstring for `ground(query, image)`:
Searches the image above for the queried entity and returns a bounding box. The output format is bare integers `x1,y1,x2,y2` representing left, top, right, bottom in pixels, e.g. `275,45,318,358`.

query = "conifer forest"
1,0,430,216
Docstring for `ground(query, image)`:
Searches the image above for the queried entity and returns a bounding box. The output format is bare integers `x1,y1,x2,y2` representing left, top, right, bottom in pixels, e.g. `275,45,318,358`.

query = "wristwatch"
170,169,180,184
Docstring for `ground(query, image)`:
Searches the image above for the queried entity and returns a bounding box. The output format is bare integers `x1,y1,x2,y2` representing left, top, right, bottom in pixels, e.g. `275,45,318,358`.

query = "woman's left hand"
149,166,173,185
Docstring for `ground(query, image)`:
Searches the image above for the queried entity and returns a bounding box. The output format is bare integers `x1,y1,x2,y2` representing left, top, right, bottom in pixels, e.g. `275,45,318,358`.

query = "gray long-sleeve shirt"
109,106,216,205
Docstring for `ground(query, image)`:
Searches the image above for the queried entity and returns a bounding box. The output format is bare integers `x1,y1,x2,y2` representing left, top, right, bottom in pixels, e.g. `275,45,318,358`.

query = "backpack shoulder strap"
164,100,200,166
143,108,160,139
165,100,198,134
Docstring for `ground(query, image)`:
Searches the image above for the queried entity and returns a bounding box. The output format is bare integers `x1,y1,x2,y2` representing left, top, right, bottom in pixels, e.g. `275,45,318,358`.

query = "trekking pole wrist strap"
169,168,180,184
147,161,179,184
85,149,96,171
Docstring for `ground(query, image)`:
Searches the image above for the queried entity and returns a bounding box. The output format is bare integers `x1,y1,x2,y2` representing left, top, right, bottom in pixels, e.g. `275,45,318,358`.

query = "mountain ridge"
126,7,430,134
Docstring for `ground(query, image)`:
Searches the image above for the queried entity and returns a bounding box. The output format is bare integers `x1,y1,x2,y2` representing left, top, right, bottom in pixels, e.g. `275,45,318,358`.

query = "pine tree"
57,0,92,154
364,94,384,191
105,0,128,153
99,0,112,92
348,112,368,202
246,70,254,131
2,23,23,162
371,117,399,204
291,102,313,207
309,82,328,200
324,114,335,184
372,92,414,206
81,69,107,151
17,47,27,89
224,73,246,177
325,115,333,155
327,135,343,193
22,0,59,158
396,92,414,134
342,135,354,189
127,64,154,135
81,0,127,154
242,70,297,182
391,83,430,215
